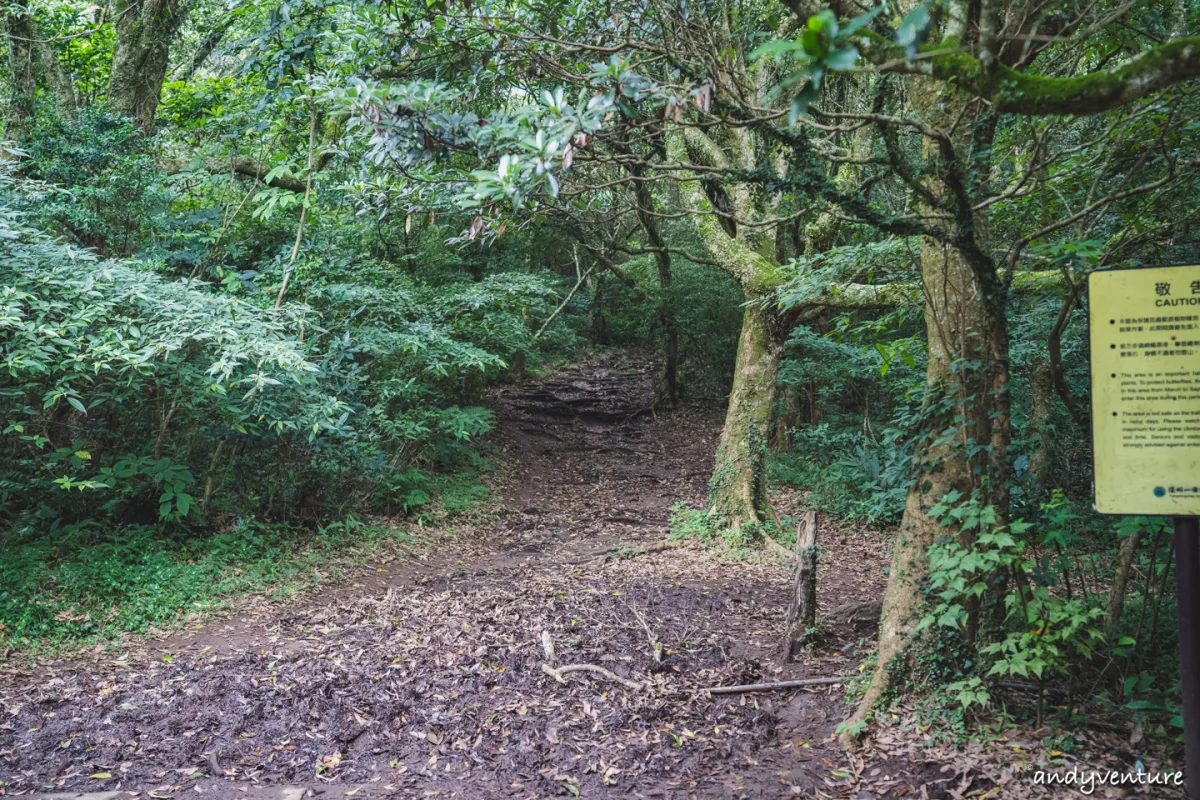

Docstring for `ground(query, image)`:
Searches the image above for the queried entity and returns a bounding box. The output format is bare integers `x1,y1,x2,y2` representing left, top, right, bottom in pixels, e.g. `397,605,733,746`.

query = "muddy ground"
0,358,1181,798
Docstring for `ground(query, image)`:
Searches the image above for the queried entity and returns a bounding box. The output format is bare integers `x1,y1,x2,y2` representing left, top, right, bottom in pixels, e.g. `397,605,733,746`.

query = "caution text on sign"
1089,265,1200,515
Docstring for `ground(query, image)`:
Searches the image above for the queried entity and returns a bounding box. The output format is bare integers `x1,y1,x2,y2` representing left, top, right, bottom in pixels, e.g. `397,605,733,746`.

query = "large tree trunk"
3,8,37,144
840,234,992,742
708,298,781,532
666,130,786,539
35,34,77,116
108,0,186,132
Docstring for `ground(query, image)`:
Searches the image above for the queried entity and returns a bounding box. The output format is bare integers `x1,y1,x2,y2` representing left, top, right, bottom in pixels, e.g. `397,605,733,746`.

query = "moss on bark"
669,130,788,535
840,75,1006,742
707,300,781,533
108,0,187,132
856,32,1200,116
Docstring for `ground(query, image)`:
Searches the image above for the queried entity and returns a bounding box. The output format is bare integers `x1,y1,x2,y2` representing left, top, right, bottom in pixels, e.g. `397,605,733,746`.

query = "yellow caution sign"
1090,265,1200,515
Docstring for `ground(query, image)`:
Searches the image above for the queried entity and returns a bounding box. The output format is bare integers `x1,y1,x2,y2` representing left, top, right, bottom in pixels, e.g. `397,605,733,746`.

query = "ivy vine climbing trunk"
840,235,992,743
108,0,187,132
841,60,1005,742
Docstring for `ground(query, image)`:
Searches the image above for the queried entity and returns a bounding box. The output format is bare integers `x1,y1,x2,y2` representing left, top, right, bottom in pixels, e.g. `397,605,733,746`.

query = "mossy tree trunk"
841,58,1007,741
708,299,782,532
3,8,37,144
841,234,994,741
108,0,186,132
669,129,787,534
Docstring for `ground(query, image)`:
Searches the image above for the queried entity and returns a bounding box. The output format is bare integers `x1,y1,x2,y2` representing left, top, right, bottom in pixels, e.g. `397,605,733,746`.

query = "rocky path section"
487,359,718,555
0,357,958,799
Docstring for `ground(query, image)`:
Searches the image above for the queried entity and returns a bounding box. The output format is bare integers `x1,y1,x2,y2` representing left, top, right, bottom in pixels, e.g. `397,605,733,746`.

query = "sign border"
1087,262,1200,516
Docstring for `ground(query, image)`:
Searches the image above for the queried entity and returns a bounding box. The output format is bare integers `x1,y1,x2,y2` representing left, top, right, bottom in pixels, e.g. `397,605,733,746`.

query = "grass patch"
1,468,498,654
0,517,416,654
667,501,796,556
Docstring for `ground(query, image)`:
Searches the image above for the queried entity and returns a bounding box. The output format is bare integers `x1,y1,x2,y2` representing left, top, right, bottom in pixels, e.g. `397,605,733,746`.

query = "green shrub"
19,107,169,256
0,169,548,531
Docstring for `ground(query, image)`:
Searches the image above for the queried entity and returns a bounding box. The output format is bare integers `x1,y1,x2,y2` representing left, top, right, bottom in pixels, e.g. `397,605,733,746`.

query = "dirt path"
0,357,1007,799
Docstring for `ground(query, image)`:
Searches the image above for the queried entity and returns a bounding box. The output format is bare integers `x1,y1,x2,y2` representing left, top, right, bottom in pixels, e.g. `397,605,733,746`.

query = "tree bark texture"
707,300,781,533
3,8,37,143
1105,529,1142,639
780,511,819,662
668,130,786,533
631,164,678,405
842,68,1004,743
109,0,187,132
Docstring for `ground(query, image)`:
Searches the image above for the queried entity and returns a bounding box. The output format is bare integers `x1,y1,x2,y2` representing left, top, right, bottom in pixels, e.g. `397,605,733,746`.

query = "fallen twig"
700,677,842,695
602,539,685,564
541,662,646,692
625,603,664,662
535,255,595,339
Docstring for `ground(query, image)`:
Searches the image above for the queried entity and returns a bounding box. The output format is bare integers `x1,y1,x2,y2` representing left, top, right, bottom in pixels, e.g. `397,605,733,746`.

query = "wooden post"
780,511,818,663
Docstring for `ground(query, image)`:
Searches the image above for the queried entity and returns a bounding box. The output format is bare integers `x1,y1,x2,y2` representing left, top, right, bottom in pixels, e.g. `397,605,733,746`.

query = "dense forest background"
3,0,1200,758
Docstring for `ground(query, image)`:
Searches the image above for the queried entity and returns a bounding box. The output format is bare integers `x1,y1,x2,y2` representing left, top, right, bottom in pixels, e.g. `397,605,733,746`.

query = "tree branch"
164,110,349,192
856,33,1200,116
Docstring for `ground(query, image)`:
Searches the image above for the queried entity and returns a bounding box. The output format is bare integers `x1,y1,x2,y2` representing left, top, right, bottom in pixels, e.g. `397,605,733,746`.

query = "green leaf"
67,396,87,414
825,45,859,71
938,608,962,628
1125,700,1163,711
842,4,884,36
749,40,808,60
89,773,113,780
800,28,823,57
897,6,930,55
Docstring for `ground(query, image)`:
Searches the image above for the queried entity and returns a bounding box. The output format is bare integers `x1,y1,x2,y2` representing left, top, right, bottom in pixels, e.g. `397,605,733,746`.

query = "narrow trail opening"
1,356,920,799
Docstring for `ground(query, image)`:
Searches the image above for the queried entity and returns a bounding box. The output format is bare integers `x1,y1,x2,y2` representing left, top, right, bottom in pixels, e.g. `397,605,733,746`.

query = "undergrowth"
0,456,495,653
667,501,796,556
0,517,414,653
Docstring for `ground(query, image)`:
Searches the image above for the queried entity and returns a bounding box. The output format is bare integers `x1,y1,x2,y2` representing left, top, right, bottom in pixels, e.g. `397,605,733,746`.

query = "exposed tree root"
823,600,883,625
540,662,647,692
540,629,647,691
568,538,688,565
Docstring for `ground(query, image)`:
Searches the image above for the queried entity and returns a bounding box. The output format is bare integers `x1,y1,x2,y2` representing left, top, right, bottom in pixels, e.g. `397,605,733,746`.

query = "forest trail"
2,358,964,799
